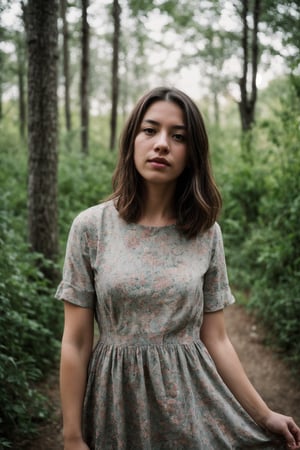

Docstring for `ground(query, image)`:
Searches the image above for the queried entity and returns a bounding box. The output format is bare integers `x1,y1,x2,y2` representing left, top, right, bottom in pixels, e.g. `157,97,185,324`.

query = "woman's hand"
261,410,300,449
64,436,90,450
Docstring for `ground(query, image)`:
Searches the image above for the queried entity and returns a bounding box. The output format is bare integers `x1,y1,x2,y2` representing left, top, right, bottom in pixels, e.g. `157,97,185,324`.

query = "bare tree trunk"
60,0,72,131
80,0,89,154
238,0,250,132
27,0,59,279
238,0,261,133
0,53,3,121
251,0,260,112
16,32,26,139
213,90,220,128
109,0,121,151
0,26,5,121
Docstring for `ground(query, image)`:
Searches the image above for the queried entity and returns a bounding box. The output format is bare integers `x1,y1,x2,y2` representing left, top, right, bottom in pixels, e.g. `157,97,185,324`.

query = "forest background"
0,0,299,448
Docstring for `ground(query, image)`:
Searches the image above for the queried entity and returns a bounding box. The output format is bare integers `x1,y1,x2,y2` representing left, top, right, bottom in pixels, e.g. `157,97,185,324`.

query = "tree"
0,27,4,121
80,0,89,154
118,8,155,117
165,0,261,133
109,0,121,151
260,1,300,98
60,0,72,131
16,30,27,139
262,1,300,72
27,0,59,277
238,0,261,133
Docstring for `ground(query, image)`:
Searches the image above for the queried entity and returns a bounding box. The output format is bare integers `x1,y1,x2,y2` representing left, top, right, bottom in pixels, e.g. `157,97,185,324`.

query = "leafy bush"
57,144,116,253
0,124,116,446
220,161,268,288
218,77,300,365
0,197,61,446
246,91,300,362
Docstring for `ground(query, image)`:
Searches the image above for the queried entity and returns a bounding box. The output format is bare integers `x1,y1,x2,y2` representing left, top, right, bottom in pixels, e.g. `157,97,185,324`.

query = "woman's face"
133,100,188,189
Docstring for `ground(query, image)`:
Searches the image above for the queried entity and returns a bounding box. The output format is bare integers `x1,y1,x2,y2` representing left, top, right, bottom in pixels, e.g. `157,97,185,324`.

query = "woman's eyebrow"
142,119,186,130
172,124,186,130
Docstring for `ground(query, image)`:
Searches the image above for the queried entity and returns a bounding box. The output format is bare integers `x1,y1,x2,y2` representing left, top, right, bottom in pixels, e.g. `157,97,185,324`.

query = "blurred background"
0,0,299,447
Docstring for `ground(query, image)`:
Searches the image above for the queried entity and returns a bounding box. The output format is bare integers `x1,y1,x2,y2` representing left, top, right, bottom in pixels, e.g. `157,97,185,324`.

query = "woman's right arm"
60,301,94,450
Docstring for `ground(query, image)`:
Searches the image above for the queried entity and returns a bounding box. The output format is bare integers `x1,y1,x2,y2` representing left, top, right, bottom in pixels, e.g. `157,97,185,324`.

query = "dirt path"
224,304,300,424
25,304,300,450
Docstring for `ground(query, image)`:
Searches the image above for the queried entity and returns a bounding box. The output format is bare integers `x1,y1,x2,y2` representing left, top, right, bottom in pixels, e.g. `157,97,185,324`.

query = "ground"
24,304,300,450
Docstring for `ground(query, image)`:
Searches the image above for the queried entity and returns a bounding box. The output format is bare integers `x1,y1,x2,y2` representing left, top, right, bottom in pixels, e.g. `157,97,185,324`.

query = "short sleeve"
203,223,235,312
55,214,96,308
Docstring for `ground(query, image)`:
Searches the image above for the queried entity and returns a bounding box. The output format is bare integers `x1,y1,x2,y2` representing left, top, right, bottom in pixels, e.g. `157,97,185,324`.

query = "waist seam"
95,340,202,348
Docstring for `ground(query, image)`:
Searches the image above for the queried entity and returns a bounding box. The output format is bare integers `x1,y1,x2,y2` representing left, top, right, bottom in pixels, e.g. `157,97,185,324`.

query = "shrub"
219,78,300,365
247,128,300,362
0,126,116,446
0,199,61,446
58,146,116,250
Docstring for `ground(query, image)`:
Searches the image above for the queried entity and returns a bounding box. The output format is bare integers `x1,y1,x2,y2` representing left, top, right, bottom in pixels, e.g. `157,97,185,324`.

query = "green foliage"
0,196,59,445
0,128,61,446
58,134,116,250
0,120,115,446
246,84,300,362
218,77,300,365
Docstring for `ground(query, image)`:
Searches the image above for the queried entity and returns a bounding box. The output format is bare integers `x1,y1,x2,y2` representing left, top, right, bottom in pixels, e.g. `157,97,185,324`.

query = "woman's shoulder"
197,221,222,240
71,199,117,230
193,222,224,254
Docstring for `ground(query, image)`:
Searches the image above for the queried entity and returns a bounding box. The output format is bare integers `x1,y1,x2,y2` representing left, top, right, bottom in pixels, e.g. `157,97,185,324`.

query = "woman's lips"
148,158,170,168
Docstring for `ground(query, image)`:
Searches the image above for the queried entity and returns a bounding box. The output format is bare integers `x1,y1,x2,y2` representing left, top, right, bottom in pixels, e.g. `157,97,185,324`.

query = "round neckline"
128,222,177,231
110,200,177,231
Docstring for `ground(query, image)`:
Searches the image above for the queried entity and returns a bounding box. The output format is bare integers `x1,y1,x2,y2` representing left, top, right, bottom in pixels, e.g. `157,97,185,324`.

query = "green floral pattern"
56,200,285,449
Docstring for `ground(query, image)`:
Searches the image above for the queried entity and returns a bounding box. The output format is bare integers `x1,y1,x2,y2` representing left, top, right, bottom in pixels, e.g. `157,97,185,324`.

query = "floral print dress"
56,200,285,450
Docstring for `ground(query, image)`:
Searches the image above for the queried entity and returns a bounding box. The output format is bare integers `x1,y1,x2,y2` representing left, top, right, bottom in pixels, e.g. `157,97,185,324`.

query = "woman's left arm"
200,309,300,449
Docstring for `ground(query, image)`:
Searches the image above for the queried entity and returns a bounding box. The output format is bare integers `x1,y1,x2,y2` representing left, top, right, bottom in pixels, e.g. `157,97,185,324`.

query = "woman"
56,86,300,450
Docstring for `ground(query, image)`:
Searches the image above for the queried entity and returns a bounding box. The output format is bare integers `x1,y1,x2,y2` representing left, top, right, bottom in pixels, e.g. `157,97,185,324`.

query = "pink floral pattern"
56,200,285,449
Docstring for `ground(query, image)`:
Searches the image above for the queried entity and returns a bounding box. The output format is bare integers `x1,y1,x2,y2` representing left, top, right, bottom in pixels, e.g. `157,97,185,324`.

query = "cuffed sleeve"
55,213,96,308
203,223,235,312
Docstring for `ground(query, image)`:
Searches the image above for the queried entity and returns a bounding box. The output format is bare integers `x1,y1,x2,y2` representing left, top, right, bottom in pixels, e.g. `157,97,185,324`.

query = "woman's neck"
138,183,176,227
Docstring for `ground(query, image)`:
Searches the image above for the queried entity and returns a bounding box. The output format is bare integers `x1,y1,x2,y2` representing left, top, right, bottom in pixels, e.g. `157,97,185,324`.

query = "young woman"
56,87,300,450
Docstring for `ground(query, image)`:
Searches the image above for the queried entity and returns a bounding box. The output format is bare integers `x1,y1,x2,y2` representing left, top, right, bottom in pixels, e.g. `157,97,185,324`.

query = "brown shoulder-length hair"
110,86,222,239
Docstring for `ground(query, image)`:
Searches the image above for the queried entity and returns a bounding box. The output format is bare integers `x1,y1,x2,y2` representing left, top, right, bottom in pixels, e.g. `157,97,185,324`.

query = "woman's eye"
173,134,185,142
143,128,155,136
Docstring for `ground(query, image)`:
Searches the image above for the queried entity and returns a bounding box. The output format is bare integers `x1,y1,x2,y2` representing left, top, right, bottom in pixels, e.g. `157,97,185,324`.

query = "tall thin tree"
109,0,121,151
0,50,3,121
27,0,59,278
60,0,72,131
16,30,26,139
80,0,89,154
238,0,261,133
0,25,6,121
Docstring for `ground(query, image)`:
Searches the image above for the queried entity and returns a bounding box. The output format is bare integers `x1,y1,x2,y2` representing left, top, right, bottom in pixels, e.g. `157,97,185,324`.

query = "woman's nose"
154,131,169,153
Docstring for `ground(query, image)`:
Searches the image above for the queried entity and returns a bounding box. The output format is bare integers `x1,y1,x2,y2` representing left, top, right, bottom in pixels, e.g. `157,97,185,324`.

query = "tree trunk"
80,0,89,154
0,53,3,121
27,0,59,279
213,90,220,128
238,0,250,132
0,26,5,121
60,0,72,131
109,0,121,151
16,32,26,139
238,0,261,133
251,0,260,111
